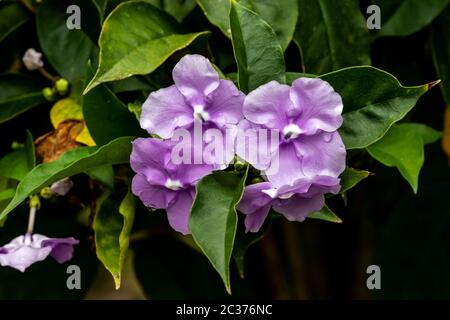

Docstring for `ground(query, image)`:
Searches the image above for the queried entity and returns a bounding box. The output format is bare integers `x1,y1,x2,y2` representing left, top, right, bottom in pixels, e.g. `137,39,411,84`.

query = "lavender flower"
130,138,214,234
0,233,79,272
140,54,245,166
237,78,346,189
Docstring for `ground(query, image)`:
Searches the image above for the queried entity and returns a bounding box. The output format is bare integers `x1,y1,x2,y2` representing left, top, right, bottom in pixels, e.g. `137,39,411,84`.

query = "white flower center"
193,104,210,122
283,123,302,140
165,178,183,191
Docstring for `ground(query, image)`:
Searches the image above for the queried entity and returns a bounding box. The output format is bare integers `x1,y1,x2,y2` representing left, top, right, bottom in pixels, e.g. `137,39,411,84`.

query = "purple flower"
238,178,339,233
130,138,214,234
140,54,245,166
0,233,79,272
237,78,346,189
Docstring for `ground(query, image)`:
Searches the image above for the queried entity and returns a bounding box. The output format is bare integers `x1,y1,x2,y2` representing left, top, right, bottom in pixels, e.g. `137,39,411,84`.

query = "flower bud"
55,78,69,95
40,187,54,199
22,48,44,71
42,87,54,101
251,177,264,184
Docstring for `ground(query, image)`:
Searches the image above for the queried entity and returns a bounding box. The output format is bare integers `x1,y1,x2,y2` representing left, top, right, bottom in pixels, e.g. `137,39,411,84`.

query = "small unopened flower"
130,138,214,234
22,48,44,71
0,233,79,272
50,177,74,196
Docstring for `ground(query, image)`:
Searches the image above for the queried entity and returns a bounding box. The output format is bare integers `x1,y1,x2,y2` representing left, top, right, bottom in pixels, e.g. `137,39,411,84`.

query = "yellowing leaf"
50,98,95,146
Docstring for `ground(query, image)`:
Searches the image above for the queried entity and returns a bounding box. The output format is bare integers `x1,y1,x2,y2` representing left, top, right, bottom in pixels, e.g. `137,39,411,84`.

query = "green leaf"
0,136,133,220
0,189,15,203
339,167,371,194
321,67,432,149
294,0,371,74
94,187,135,289
432,6,450,105
144,0,197,22
230,0,285,93
0,131,35,181
189,170,248,294
0,74,46,124
36,0,99,81
83,65,145,145
0,2,29,43
84,1,209,93
233,217,267,278
85,165,114,189
197,0,297,51
367,123,441,193
308,204,342,223
374,0,450,37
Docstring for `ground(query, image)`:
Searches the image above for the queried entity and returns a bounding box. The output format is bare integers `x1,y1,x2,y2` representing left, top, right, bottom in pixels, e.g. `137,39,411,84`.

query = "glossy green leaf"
144,0,197,22
0,136,133,220
85,165,114,189
374,0,449,37
36,0,99,81
0,74,46,124
230,0,285,93
0,130,35,181
84,1,209,93
294,0,371,74
0,2,29,43
367,123,441,193
189,170,248,293
197,0,297,51
83,66,145,145
287,67,433,149
339,167,371,194
322,67,432,149
308,205,342,223
432,6,450,104
94,187,135,289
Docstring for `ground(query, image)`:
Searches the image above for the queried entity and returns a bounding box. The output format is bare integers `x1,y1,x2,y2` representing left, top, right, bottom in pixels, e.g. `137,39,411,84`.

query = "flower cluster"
131,54,346,234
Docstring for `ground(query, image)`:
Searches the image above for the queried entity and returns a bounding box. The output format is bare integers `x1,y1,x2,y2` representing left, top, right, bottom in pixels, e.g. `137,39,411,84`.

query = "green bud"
11,141,24,150
40,187,55,199
234,161,247,172
55,78,69,95
29,194,41,209
251,177,264,184
42,87,54,101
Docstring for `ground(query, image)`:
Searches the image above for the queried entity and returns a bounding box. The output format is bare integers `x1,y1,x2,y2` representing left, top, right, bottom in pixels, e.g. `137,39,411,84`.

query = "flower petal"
273,193,324,222
140,85,193,138
132,174,176,208
236,120,279,171
264,142,304,188
290,77,343,135
293,131,346,178
172,54,220,106
0,246,52,272
130,138,172,186
243,81,292,130
206,79,244,126
166,189,194,235
238,182,274,232
41,237,79,264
